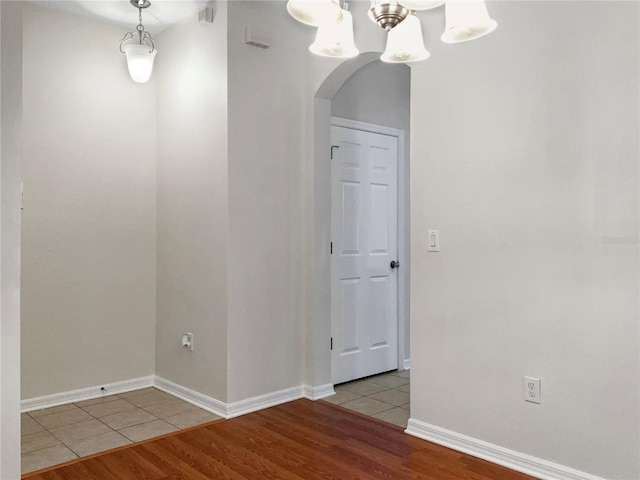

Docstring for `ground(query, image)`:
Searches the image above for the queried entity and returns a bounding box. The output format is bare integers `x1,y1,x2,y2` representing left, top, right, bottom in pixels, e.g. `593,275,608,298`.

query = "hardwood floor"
23,399,535,480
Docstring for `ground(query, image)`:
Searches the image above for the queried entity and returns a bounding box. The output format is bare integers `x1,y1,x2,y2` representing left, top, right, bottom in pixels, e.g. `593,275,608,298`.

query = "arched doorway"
307,54,411,427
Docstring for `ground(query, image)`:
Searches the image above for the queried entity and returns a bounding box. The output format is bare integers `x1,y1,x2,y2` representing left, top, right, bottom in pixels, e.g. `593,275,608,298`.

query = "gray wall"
11,3,639,479
331,60,411,362
155,4,229,402
226,1,309,402
410,2,639,478
1,2,23,478
21,4,157,398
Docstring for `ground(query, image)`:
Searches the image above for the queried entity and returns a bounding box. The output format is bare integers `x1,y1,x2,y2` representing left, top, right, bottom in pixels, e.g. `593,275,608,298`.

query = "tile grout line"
25,409,83,459
74,394,171,447
21,388,198,469
331,371,410,424
23,393,128,470
31,394,122,458
68,394,131,455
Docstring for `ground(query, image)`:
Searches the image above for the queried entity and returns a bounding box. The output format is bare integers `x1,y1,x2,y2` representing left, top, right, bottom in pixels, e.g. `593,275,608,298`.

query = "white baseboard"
156,379,335,419
153,376,227,418
22,376,333,422
403,358,410,370
405,419,605,480
303,383,335,400
21,376,154,413
226,386,304,419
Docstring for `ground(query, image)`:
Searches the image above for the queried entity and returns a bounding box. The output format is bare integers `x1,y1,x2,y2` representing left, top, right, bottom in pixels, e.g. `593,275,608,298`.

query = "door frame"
330,116,409,377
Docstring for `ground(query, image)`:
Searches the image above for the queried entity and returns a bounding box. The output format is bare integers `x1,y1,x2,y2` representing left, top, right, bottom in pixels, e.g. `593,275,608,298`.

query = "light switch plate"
428,230,440,252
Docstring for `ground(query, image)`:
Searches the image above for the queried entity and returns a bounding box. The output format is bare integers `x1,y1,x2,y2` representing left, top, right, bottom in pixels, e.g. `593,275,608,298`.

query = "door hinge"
330,242,333,254
330,145,339,160
331,337,333,350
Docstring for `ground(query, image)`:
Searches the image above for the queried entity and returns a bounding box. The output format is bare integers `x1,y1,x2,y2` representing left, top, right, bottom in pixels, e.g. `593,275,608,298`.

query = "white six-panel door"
331,125,399,385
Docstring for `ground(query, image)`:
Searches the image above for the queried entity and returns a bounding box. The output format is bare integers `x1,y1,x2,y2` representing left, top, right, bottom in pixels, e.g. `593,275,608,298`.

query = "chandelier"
119,0,157,83
287,0,498,63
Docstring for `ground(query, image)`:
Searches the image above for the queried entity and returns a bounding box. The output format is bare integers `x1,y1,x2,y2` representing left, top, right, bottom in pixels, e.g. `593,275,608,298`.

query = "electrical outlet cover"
524,376,541,404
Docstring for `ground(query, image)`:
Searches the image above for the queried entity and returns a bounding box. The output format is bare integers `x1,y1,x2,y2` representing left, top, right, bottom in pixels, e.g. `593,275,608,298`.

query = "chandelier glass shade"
286,0,343,26
381,14,430,63
309,10,359,58
398,0,445,11
287,0,497,64
122,44,157,83
441,0,498,43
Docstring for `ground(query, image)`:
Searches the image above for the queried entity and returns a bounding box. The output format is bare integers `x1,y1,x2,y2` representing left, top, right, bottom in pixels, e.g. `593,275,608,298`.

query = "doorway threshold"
324,370,410,427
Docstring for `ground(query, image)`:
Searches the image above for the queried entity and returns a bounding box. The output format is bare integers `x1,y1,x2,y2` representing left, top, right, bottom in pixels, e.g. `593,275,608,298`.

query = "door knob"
390,260,400,269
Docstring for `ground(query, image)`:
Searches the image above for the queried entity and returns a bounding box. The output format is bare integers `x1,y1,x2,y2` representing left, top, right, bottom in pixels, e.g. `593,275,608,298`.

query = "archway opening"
311,54,412,427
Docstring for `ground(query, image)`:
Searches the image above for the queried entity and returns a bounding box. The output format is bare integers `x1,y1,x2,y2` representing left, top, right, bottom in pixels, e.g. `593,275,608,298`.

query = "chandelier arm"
143,32,155,53
118,32,135,53
120,32,154,53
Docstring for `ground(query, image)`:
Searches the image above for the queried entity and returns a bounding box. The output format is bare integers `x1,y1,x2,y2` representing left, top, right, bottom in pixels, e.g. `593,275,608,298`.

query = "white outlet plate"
181,332,194,352
524,376,541,404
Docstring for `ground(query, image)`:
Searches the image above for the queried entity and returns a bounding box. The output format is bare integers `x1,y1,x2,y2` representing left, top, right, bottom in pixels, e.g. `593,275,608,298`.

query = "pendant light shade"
287,0,343,26
441,0,497,43
381,15,429,63
309,11,359,58
398,0,445,11
123,44,157,83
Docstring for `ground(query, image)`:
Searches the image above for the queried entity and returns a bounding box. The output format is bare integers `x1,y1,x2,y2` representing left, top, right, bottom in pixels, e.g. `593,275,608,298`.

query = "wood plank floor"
23,399,536,480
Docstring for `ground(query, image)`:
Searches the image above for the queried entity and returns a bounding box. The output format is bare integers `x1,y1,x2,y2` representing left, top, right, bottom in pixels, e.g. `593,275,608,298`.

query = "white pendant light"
122,44,157,83
381,14,429,63
119,0,157,83
441,0,497,44
398,0,445,11
287,0,343,27
309,11,359,58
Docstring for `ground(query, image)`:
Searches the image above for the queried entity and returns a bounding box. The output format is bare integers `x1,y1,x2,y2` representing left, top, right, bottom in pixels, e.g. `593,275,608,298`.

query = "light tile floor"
324,370,410,427
22,374,409,474
21,387,221,475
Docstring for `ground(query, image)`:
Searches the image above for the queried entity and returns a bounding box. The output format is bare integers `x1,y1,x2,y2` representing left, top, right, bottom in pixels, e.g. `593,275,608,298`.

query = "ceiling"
28,0,213,34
